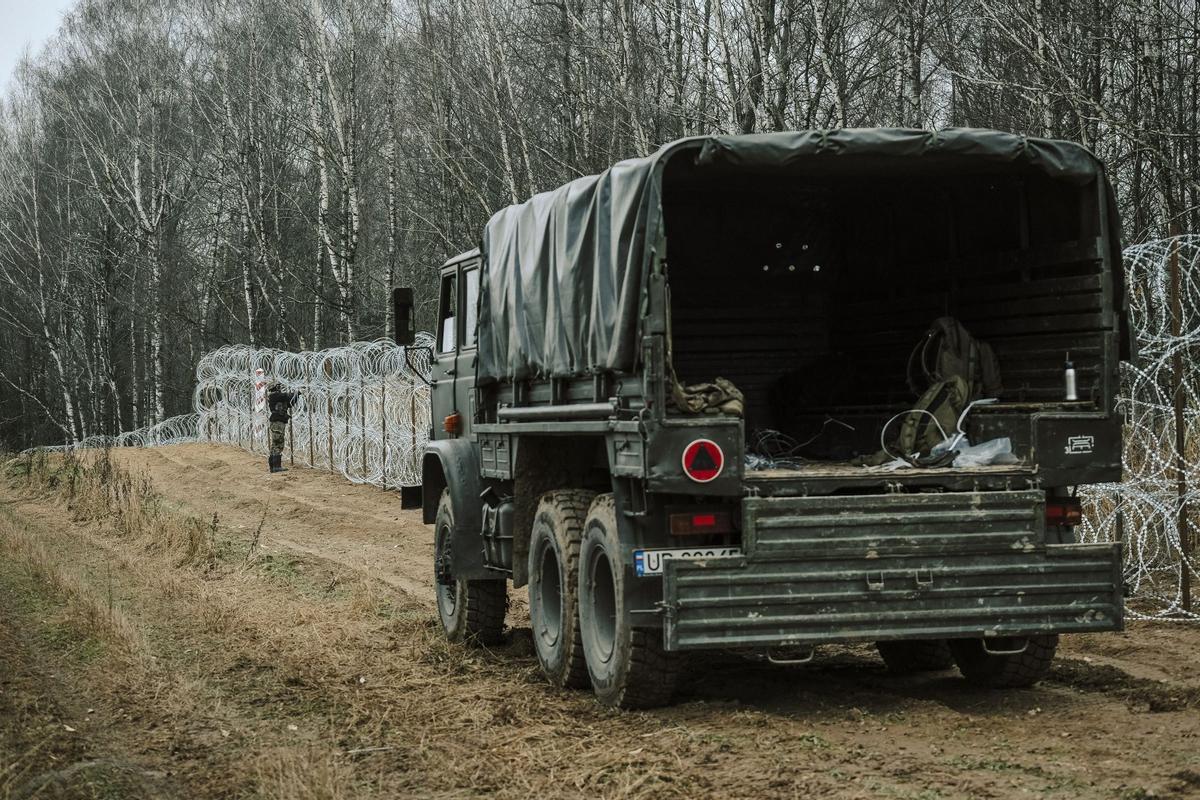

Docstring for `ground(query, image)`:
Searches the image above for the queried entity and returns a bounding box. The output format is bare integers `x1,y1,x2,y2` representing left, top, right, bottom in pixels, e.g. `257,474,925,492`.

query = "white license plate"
634,547,743,576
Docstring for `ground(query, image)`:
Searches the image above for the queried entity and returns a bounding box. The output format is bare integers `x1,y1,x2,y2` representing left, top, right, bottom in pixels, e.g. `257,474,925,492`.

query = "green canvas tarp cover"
476,128,1114,383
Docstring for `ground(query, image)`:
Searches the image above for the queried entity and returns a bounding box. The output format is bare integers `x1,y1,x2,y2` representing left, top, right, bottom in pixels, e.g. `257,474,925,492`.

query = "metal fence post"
307,370,314,468
381,376,388,490
1169,230,1192,613
361,372,368,478
410,393,417,484
327,393,334,473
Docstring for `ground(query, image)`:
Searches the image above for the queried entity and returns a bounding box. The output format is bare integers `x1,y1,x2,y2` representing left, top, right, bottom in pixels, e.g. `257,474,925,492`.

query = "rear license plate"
634,547,742,576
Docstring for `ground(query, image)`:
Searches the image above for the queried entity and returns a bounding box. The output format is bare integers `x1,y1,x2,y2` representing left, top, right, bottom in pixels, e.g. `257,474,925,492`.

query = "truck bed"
744,460,1039,496
747,462,1037,479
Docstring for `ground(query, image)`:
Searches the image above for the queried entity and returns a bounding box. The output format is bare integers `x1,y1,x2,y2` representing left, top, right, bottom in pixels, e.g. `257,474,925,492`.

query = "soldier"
266,382,299,473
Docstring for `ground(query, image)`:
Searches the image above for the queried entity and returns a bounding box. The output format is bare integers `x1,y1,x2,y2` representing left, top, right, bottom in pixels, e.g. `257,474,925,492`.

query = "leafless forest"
1,0,1198,448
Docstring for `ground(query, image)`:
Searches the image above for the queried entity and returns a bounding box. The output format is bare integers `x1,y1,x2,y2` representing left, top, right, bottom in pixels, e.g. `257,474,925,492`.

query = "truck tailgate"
661,490,1122,651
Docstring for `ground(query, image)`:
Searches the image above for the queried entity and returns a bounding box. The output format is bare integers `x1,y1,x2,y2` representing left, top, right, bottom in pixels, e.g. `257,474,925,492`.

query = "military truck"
393,129,1126,709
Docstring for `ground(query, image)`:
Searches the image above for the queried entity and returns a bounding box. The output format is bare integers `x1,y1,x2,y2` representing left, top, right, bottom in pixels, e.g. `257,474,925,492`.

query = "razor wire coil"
1079,235,1200,621
192,336,433,488
28,414,202,453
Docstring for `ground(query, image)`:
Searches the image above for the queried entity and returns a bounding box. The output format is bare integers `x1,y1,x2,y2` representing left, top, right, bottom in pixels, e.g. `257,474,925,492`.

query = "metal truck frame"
394,129,1125,709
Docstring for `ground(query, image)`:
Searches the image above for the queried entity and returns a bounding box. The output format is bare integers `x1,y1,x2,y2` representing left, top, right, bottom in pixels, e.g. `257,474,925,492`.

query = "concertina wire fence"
1078,235,1200,620
26,237,1200,620
32,336,437,491
194,334,435,488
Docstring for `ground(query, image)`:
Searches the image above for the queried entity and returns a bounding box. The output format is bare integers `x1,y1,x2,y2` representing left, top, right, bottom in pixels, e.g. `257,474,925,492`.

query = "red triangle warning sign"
682,439,724,483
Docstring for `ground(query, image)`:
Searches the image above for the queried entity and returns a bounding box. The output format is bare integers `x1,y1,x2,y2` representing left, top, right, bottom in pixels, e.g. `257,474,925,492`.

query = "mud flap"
400,485,422,509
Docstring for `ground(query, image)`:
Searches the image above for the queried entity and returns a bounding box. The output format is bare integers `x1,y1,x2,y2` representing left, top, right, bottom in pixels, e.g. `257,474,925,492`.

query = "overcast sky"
1,0,74,92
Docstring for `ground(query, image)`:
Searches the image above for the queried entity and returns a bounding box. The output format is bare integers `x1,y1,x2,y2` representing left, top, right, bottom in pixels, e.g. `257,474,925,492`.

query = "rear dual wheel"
528,490,595,688
577,494,679,709
950,634,1058,688
877,635,1058,687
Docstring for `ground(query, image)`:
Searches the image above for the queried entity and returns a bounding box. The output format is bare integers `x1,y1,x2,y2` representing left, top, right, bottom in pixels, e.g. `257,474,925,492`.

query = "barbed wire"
1080,235,1200,620
27,414,201,453
193,337,434,488
22,238,1200,620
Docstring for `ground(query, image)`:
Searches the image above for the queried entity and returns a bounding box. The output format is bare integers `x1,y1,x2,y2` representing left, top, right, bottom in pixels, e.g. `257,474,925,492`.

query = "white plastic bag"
952,437,1016,468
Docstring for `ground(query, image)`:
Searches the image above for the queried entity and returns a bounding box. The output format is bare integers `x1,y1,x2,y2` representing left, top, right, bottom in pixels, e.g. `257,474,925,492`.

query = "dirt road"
3,443,1200,799
110,443,440,605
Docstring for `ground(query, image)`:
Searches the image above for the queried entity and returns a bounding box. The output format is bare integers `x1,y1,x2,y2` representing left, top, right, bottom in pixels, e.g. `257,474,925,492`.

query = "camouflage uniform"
266,385,299,472
269,420,287,457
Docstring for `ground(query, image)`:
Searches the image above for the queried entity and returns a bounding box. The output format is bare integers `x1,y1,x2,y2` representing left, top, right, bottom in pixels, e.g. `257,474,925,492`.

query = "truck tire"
528,490,596,689
434,488,507,645
578,494,679,709
949,634,1058,688
875,639,954,674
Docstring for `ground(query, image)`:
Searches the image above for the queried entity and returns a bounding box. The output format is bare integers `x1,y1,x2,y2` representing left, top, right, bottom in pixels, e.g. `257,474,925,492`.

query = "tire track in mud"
1048,658,1200,713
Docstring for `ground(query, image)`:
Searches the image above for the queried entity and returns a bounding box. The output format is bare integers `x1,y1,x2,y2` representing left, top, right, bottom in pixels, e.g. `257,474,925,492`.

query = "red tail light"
669,511,734,536
1046,499,1083,526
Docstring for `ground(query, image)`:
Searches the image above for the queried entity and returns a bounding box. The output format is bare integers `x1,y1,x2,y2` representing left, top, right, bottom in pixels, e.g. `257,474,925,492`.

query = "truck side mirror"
392,287,416,347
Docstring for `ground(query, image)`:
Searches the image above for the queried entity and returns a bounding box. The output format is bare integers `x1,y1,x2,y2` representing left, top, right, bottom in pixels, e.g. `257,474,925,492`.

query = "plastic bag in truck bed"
871,436,1018,471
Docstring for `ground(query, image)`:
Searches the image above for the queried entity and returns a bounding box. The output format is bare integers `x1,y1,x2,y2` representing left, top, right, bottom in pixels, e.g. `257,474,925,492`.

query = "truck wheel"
528,490,596,689
434,488,507,645
578,494,679,709
949,634,1058,688
876,639,954,674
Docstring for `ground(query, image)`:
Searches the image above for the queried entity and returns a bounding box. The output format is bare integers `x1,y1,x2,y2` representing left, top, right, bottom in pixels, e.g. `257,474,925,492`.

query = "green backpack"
857,375,969,466
859,318,1001,467
891,375,970,461
907,317,1002,400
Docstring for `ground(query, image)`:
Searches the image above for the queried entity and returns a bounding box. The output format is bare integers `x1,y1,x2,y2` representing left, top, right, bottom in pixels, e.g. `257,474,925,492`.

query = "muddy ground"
2,443,1199,799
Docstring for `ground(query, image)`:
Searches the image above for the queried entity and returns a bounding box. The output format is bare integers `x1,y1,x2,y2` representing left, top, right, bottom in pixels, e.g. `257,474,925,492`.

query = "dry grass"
11,448,217,569
7,447,1200,799
2,450,738,798
253,747,355,800
0,510,148,664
